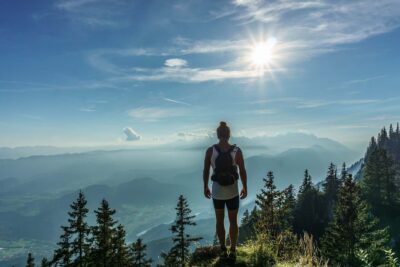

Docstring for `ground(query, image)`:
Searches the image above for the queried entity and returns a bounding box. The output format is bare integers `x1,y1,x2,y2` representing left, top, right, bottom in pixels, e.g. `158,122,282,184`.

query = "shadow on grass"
213,257,247,267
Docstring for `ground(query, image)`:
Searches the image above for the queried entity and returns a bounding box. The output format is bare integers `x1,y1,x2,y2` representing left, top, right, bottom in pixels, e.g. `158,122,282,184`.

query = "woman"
203,121,248,259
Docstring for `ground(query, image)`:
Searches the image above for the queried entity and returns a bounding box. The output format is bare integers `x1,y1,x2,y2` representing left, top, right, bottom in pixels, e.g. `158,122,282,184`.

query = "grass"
191,233,329,267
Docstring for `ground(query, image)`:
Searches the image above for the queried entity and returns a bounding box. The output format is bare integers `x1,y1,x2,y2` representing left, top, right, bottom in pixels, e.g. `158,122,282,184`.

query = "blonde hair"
217,121,230,140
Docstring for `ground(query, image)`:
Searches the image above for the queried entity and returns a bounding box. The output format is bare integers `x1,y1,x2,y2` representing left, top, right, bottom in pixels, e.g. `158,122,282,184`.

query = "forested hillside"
21,124,400,266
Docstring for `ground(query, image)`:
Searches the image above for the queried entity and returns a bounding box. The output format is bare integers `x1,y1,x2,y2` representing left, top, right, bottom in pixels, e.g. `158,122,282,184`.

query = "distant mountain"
0,149,201,196
0,146,89,159
0,177,187,242
348,158,364,180
167,144,359,197
0,133,359,198
0,132,362,265
166,132,356,155
0,132,356,159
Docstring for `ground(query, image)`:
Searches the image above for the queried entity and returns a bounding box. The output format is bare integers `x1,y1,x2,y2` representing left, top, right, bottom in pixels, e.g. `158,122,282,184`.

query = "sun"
249,37,277,69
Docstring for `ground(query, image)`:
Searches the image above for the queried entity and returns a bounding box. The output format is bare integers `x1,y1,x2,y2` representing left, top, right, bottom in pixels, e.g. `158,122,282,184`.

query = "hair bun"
220,121,227,127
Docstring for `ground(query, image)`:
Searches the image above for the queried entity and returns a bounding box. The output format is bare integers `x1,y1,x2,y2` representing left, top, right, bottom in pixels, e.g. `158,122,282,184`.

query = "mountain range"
0,132,361,266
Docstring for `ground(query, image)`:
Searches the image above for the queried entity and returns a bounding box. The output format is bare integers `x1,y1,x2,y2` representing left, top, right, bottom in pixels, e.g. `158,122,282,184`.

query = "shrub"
297,233,328,267
275,230,299,262
246,235,277,267
190,245,220,264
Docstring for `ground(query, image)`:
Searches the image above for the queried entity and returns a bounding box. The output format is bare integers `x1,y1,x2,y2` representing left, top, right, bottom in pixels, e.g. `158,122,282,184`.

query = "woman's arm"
203,147,212,198
236,148,248,199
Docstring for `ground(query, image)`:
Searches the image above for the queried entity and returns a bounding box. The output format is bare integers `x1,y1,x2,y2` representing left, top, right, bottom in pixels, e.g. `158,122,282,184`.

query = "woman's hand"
204,186,211,199
240,187,247,199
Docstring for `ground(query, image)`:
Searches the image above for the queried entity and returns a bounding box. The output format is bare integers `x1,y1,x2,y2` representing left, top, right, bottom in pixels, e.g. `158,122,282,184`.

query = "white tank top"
211,145,240,200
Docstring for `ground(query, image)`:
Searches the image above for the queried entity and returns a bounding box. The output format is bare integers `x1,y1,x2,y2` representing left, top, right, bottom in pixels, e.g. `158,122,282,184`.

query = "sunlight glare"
250,37,277,68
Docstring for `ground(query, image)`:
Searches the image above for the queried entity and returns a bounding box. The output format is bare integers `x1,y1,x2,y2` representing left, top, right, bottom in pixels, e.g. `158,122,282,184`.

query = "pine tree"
340,162,348,184
161,195,202,267
322,175,389,266
362,148,399,215
238,206,258,243
323,163,340,221
130,238,152,267
298,169,313,195
241,209,250,225
256,171,280,239
40,258,49,267
378,127,389,148
26,253,35,267
112,224,130,267
323,163,339,199
294,170,325,239
365,136,378,161
389,124,395,139
91,199,118,267
281,184,295,230
67,191,90,267
52,225,72,266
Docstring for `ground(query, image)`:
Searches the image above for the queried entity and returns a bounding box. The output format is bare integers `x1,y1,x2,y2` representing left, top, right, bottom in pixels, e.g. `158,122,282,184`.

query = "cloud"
123,127,141,141
20,114,42,120
127,107,185,121
54,0,129,28
55,0,98,11
172,37,245,55
177,130,213,139
232,0,400,47
296,98,380,109
342,75,387,86
164,58,188,68
163,98,191,106
79,106,96,112
334,124,371,130
247,109,276,115
82,1,400,84
119,67,273,83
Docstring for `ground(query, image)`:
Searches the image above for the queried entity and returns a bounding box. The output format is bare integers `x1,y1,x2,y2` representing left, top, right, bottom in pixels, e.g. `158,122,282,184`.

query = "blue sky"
1,0,400,149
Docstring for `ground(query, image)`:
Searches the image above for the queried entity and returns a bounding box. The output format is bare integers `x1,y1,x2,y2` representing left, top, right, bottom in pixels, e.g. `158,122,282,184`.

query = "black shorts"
213,196,239,210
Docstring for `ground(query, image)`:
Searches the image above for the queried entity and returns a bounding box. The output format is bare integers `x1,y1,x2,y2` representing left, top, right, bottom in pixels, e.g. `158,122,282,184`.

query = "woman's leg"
227,208,239,252
214,208,226,249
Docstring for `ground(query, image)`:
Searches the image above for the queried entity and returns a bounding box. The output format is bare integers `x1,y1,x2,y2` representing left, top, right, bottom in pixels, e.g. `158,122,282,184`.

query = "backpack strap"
213,144,221,153
229,144,237,153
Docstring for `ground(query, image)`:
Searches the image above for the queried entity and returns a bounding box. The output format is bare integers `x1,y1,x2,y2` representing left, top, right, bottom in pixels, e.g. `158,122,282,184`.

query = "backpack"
211,145,239,186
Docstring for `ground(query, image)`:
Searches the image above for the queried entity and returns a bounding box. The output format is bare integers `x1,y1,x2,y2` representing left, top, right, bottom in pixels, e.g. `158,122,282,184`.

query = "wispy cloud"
163,98,191,106
164,58,188,68
79,106,96,112
249,97,301,104
81,1,400,84
177,129,213,139
127,107,186,122
367,115,400,122
85,38,268,82
232,0,400,47
296,98,380,109
54,0,129,28
55,0,99,11
20,114,42,120
0,79,122,93
342,75,387,86
118,66,273,83
334,124,371,130
244,109,276,115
